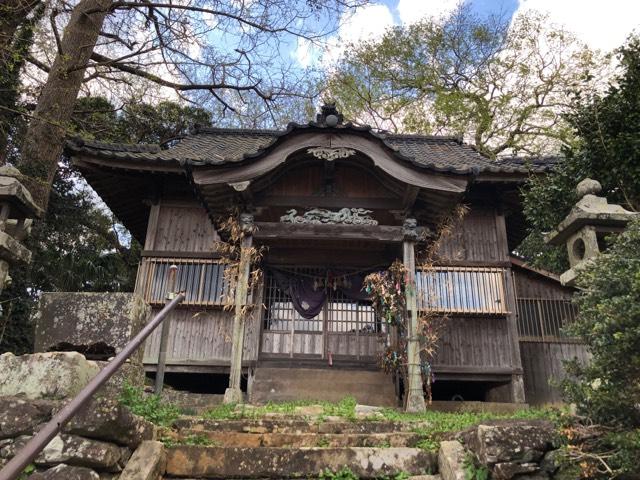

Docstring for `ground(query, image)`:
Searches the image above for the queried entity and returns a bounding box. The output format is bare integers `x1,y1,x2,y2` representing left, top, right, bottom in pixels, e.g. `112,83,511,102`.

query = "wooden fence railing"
416,266,508,315
516,297,579,342
135,257,230,307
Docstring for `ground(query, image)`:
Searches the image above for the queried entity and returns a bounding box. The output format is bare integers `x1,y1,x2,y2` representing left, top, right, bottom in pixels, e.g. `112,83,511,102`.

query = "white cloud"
515,0,640,52
295,3,395,67
396,0,459,25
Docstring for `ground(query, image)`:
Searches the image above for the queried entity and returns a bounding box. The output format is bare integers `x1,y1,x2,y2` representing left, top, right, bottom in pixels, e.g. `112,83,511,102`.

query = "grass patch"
388,406,563,452
160,433,220,448
119,383,180,427
203,396,357,421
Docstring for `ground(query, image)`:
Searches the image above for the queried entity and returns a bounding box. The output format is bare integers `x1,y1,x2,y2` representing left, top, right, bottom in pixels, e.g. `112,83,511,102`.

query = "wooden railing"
516,297,579,342
416,266,508,315
136,257,230,307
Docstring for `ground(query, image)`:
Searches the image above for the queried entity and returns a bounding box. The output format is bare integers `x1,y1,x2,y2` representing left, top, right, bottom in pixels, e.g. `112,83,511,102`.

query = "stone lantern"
545,178,639,286
0,166,42,296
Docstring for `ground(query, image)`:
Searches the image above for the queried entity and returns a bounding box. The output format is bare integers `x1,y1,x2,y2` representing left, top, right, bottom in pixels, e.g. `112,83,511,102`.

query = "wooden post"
403,219,426,413
224,213,254,404
155,264,178,395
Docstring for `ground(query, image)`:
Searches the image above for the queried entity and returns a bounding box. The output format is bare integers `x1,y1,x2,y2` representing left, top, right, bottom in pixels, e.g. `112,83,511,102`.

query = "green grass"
160,433,220,448
202,396,562,453
119,383,180,427
380,406,564,452
203,396,358,421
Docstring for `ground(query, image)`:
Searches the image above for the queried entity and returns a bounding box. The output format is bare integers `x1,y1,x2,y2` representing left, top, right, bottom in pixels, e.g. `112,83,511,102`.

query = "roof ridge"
382,133,462,143
192,126,284,136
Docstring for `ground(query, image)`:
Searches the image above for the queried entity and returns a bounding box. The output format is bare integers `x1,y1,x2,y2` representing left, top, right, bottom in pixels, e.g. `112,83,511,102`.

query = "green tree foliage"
0,2,44,163
556,220,640,478
328,6,603,158
520,36,640,272
561,219,640,427
0,97,212,354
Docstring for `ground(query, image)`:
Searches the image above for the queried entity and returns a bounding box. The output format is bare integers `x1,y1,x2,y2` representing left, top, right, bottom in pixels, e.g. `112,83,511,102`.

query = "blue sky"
293,0,639,68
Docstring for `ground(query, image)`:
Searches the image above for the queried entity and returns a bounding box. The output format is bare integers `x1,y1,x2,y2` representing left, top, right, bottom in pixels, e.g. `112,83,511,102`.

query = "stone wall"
33,293,150,364
451,419,570,480
0,396,154,479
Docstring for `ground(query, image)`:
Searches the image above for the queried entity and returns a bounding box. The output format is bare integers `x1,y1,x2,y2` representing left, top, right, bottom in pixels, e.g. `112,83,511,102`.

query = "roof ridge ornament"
316,101,344,127
307,147,356,161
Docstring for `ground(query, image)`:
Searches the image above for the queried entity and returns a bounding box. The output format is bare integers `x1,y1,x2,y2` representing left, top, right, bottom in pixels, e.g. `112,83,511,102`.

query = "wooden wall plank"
520,342,591,404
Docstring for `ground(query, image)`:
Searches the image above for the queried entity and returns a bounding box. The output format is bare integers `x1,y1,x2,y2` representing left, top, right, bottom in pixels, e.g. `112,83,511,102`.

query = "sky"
295,0,640,67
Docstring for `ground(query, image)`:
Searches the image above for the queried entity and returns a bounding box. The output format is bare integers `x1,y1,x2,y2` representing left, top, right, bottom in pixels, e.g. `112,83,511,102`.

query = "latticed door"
260,267,385,360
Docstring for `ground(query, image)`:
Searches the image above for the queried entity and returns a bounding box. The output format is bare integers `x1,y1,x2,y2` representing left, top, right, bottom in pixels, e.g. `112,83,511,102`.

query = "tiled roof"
66,122,557,175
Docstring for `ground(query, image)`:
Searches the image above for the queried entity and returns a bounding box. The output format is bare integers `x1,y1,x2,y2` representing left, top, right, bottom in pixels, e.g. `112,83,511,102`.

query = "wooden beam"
256,195,402,210
141,250,223,259
402,186,420,213
254,222,404,242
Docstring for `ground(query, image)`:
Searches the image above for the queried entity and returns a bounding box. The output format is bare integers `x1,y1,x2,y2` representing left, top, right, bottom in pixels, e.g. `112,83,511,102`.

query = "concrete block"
438,441,466,480
119,441,166,480
34,292,150,364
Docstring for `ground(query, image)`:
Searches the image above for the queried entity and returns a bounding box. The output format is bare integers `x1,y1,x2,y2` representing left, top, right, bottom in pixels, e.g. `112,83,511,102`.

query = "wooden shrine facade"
67,105,578,404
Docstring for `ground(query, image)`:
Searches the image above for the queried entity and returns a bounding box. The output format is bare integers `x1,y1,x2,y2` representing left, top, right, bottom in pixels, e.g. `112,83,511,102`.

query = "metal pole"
0,293,185,480
155,264,178,395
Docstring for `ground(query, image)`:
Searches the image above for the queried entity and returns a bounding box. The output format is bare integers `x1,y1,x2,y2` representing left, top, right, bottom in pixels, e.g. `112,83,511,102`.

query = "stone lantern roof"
545,178,639,286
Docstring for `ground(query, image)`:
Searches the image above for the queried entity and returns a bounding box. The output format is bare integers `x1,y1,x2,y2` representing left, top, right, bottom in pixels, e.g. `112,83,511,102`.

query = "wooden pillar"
224,213,254,404
403,219,426,413
496,212,526,403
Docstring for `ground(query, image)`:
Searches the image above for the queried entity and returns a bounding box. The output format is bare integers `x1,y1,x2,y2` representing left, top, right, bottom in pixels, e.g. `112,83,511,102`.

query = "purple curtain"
271,270,372,319
272,271,326,319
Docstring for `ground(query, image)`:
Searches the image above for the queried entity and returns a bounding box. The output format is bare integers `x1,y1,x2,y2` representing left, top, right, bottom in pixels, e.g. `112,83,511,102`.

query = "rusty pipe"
155,264,178,394
0,293,185,480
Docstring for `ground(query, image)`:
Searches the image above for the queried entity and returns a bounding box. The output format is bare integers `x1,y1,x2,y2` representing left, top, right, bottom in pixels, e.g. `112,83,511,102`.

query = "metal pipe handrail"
0,292,185,480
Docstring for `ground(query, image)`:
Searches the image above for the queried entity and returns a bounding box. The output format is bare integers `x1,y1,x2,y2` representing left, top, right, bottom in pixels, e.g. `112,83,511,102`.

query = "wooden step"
164,446,437,479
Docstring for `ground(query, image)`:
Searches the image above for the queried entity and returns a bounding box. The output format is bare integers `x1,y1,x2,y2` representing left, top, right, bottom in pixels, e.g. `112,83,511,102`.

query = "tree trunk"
18,0,112,210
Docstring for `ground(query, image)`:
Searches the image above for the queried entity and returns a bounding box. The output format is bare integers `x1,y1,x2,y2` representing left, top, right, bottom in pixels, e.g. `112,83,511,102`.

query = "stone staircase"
161,416,442,479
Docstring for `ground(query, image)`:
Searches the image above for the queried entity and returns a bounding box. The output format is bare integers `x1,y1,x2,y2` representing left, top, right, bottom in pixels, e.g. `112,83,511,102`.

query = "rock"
438,440,466,480
33,292,151,365
165,446,437,478
94,361,146,398
457,419,555,465
355,404,384,419
28,464,100,480
6,434,123,472
493,462,539,480
0,352,100,400
539,449,561,474
0,397,56,438
119,441,166,480
65,397,155,448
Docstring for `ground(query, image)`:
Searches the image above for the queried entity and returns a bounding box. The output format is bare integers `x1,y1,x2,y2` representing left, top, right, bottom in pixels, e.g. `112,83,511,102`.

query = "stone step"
164,446,437,479
174,417,428,434
250,367,397,406
175,429,424,448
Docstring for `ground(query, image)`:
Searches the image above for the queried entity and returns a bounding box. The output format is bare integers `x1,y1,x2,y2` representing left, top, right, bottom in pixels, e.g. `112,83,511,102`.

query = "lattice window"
136,257,230,306
517,298,579,342
416,267,508,314
263,268,383,334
